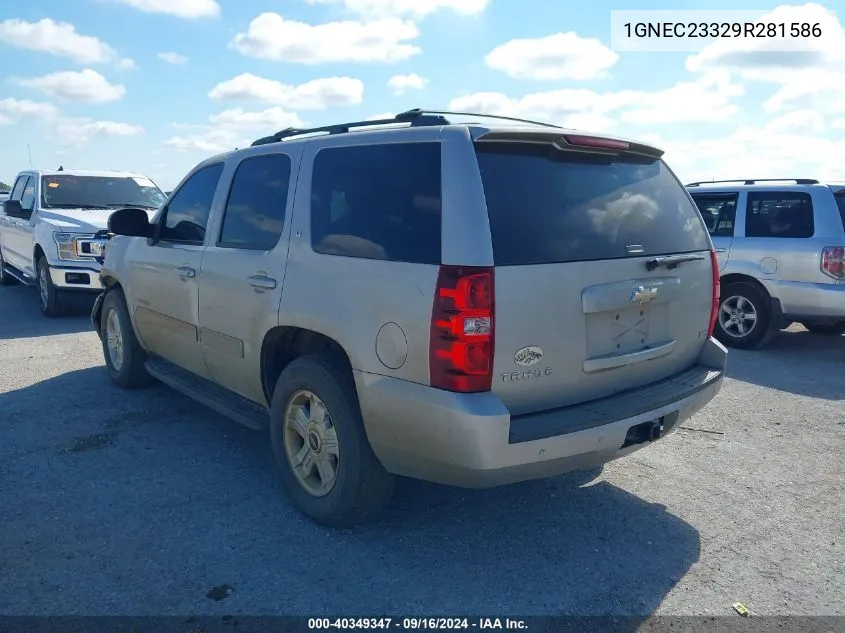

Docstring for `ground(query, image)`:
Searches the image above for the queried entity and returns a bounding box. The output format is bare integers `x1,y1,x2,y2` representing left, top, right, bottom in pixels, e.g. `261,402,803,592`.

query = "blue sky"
1,0,843,189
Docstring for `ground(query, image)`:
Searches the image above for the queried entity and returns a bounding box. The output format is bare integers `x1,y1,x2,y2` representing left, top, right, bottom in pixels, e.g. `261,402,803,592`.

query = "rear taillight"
708,249,720,338
430,265,495,393
821,246,845,279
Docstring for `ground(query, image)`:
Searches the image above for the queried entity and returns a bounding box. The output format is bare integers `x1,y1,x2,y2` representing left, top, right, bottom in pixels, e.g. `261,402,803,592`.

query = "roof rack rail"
250,107,564,146
250,111,450,146
686,178,820,187
395,108,563,130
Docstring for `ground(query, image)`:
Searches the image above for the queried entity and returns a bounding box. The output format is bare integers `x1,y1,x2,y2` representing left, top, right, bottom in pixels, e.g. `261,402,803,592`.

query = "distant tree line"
0,181,10,191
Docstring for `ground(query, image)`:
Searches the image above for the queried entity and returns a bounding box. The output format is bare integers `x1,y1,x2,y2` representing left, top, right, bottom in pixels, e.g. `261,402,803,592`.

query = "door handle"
248,274,277,290
177,266,196,278
715,248,726,253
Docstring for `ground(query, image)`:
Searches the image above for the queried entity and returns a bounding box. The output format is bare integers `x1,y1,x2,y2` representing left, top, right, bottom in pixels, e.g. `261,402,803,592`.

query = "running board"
145,357,270,431
2,263,35,286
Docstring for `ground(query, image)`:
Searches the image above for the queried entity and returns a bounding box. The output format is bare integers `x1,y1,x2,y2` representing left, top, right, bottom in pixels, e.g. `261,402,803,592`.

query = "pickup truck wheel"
269,353,395,526
0,253,17,285
715,282,772,349
100,289,154,388
802,321,845,336
36,256,65,317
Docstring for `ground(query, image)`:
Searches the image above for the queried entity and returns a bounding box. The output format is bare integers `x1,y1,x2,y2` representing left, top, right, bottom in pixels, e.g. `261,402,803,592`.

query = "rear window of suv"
835,191,845,231
474,143,711,266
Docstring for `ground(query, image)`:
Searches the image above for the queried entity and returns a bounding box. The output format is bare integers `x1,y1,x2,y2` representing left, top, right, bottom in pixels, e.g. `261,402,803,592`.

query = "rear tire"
802,321,845,336
269,353,395,527
37,256,65,317
715,282,772,349
100,288,154,388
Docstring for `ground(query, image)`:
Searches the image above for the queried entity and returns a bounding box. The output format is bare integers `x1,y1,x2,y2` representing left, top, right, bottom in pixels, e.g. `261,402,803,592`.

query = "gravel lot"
1,283,843,617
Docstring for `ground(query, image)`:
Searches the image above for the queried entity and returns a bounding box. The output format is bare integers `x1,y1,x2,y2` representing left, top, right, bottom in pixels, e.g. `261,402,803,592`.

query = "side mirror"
3,199,24,218
108,207,152,238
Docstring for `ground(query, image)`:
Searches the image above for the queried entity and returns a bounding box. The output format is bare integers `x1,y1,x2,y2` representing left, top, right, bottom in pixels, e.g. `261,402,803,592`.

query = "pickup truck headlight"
53,232,110,261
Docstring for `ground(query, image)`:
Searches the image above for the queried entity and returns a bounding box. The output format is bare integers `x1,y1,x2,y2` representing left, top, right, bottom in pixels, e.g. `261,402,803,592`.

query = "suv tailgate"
475,137,714,416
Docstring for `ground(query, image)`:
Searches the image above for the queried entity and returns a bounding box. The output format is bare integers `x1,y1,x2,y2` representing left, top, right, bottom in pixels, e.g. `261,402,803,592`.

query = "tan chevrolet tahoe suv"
92,109,727,526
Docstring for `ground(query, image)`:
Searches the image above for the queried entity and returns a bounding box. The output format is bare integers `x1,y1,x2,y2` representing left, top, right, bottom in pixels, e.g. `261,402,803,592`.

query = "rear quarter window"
310,142,442,265
475,143,711,266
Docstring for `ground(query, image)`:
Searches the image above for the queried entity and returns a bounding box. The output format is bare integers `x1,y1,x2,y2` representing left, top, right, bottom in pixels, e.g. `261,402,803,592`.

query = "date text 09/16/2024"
308,618,528,630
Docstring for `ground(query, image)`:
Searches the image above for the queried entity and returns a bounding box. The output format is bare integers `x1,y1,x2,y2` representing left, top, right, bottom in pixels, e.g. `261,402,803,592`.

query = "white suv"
0,168,166,316
687,178,845,348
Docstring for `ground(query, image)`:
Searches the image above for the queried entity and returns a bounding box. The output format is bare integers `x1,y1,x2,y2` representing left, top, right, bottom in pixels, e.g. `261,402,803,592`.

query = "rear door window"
310,142,442,265
218,153,292,250
690,193,738,237
745,192,814,238
474,143,711,266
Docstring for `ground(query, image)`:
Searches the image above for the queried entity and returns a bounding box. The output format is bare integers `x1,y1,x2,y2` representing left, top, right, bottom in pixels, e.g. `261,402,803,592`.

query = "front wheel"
269,353,395,526
100,289,154,388
802,321,845,336
714,282,772,349
36,256,65,317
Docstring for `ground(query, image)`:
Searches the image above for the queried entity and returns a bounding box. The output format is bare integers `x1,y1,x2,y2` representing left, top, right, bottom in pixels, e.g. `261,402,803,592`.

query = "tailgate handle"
715,248,726,253
583,340,677,374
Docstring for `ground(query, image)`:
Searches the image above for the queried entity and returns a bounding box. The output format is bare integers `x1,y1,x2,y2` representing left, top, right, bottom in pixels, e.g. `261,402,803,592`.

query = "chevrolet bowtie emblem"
631,285,658,304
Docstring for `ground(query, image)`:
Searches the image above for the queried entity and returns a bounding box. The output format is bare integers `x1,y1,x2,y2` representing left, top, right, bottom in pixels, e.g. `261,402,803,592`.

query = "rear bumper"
356,337,727,488
49,265,103,291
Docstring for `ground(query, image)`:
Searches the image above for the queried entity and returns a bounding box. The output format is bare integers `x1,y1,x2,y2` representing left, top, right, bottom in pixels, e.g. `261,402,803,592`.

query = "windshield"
40,175,167,210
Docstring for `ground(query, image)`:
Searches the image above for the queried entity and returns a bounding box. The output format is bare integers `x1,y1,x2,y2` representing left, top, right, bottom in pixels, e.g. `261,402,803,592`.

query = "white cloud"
158,51,188,64
304,0,488,19
19,70,126,104
230,13,420,64
485,32,619,81
652,127,845,185
165,107,306,153
686,3,845,114
833,118,845,130
387,73,428,95
366,112,395,120
0,18,118,64
57,119,144,145
117,58,136,69
208,107,305,130
764,109,827,133
208,73,364,109
108,0,220,19
617,72,744,125
0,98,60,123
165,129,250,153
449,71,744,130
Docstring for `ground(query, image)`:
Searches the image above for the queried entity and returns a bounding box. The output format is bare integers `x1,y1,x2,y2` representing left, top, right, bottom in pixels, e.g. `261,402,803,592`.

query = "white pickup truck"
0,168,166,316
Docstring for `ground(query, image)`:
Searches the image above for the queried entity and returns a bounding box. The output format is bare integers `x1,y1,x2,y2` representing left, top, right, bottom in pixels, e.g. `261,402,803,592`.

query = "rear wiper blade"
646,254,705,271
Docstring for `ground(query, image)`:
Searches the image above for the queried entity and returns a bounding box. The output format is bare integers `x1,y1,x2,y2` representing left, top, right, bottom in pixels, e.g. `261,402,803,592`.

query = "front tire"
802,321,845,336
100,288,154,388
715,282,772,349
37,256,65,317
269,353,395,527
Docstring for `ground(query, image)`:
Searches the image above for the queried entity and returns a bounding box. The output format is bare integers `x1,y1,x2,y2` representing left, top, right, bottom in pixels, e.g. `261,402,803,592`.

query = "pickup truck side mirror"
108,207,152,238
3,199,24,218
